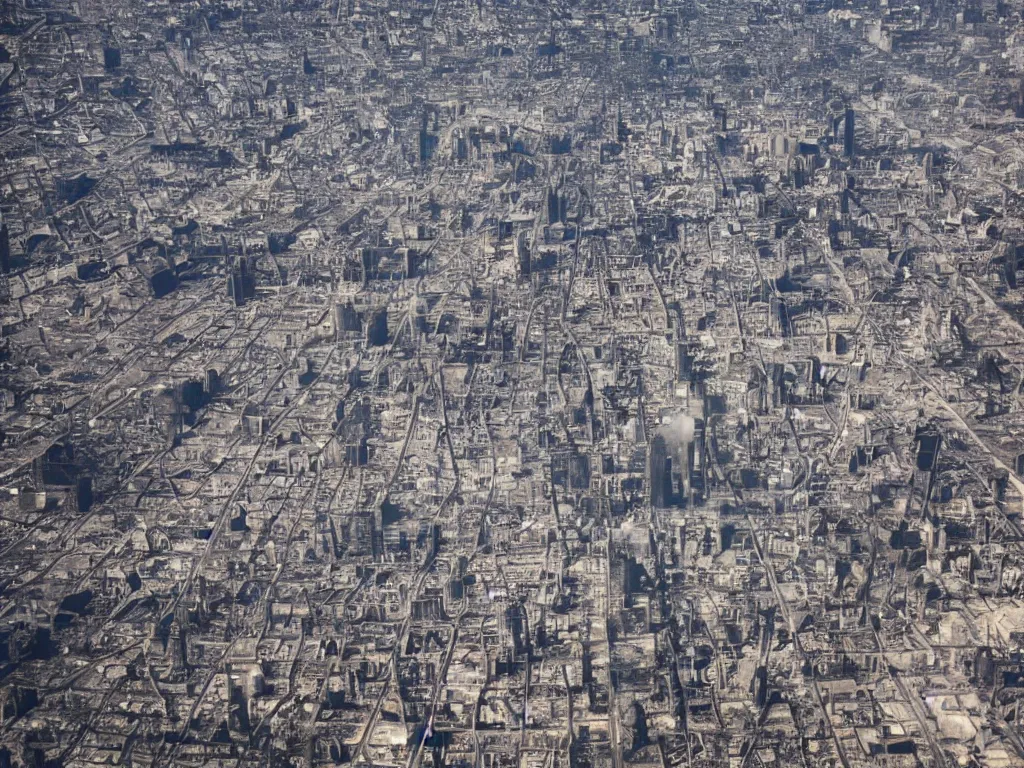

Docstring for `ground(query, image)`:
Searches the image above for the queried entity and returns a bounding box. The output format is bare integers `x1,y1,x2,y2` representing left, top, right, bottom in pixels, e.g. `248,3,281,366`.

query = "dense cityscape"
2,0,1024,765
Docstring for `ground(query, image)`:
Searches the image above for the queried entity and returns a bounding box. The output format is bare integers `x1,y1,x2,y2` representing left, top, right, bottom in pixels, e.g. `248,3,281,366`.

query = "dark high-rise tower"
843,107,855,159
649,434,677,509
0,223,9,274
650,434,667,509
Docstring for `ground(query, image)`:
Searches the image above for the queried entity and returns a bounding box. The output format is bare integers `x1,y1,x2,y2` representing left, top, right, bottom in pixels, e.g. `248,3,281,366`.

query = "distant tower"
0,222,9,274
0,220,9,304
843,107,855,159
649,434,669,509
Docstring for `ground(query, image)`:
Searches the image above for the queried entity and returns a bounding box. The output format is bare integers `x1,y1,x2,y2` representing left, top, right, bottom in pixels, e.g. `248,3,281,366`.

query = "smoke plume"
659,413,694,447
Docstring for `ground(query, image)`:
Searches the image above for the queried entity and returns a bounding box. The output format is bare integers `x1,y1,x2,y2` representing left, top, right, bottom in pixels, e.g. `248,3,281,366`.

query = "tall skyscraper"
844,107,855,159
650,434,668,509
0,223,9,274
